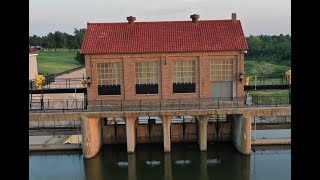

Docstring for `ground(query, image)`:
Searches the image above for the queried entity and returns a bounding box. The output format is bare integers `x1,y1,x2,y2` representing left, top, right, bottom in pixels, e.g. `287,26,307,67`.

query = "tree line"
29,28,86,51
30,30,291,66
245,34,291,66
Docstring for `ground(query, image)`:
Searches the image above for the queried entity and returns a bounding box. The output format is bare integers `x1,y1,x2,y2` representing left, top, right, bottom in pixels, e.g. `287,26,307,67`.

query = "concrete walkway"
251,138,291,145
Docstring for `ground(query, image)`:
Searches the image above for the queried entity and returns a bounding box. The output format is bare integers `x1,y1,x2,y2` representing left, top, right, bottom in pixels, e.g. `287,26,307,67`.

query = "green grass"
30,49,82,75
248,89,289,96
245,61,290,75
247,90,290,105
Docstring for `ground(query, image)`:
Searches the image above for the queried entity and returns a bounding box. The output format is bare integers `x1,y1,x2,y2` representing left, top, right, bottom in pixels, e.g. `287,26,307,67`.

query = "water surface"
30,143,290,180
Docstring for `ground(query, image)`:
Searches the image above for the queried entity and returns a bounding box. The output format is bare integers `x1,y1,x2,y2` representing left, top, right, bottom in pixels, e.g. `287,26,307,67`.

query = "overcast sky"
29,0,290,37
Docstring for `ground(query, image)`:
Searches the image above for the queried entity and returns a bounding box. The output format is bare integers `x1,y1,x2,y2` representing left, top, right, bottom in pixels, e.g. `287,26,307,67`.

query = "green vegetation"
245,35,291,75
248,90,289,96
248,90,290,105
29,28,86,50
245,61,290,75
75,51,85,65
31,49,82,75
245,34,291,66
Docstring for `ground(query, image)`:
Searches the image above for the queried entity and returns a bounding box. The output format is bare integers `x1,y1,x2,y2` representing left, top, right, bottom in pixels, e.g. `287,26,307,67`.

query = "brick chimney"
190,14,200,23
127,16,136,24
232,13,237,20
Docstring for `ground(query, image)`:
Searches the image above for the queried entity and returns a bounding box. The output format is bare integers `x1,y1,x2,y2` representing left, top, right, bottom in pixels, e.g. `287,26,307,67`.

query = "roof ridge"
87,19,239,25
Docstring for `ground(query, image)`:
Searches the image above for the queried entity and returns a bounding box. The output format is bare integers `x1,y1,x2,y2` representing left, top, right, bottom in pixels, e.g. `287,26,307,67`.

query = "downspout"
122,58,126,100
160,57,163,100
198,57,200,98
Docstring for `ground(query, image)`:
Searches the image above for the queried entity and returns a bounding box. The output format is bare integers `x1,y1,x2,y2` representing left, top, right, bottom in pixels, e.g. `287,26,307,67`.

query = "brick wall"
85,51,245,102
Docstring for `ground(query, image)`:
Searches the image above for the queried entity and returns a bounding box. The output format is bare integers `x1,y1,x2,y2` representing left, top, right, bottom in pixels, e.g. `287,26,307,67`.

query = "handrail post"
101,100,103,111
48,99,49,110
237,97,239,108
179,99,181,110
199,98,201,109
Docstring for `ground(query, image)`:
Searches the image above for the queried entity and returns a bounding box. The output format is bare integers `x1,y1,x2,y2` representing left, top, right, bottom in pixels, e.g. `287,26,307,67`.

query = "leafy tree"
29,35,42,46
75,51,85,65
53,31,66,51
245,35,291,66
73,28,86,49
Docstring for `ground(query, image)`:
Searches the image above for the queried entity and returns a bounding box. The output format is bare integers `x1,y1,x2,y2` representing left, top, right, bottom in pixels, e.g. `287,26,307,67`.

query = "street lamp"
87,77,91,87
239,73,244,83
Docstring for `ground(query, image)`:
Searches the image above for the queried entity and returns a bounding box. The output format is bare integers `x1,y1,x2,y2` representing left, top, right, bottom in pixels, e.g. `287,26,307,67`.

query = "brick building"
80,13,248,106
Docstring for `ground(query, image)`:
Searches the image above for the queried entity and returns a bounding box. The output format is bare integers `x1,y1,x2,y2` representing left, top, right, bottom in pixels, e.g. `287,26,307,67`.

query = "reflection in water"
174,160,191,165
29,143,290,180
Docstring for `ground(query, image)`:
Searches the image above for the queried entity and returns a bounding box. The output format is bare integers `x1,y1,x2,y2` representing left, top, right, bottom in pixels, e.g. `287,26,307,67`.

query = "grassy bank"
30,49,82,75
248,90,290,96
245,61,290,75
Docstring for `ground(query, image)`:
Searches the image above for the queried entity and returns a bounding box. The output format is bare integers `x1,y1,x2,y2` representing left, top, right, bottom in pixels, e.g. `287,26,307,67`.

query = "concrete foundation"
198,115,209,151
125,117,137,153
231,115,251,155
81,117,102,159
162,116,172,152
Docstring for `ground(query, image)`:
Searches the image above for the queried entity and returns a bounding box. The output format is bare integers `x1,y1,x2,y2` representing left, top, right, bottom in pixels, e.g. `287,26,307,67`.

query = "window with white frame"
135,61,159,94
97,63,121,95
173,60,196,93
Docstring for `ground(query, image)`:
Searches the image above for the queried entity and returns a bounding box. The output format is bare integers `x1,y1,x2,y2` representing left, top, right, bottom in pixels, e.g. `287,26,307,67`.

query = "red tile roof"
80,20,248,54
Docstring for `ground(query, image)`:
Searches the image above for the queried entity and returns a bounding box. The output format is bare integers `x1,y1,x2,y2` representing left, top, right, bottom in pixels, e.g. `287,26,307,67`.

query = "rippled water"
29,143,290,180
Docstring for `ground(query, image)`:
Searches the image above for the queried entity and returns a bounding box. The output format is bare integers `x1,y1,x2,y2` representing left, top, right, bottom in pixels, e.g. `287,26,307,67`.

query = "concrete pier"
84,152,104,180
199,152,209,180
164,153,172,180
128,153,137,180
198,115,209,151
81,117,102,159
125,117,137,153
232,115,251,155
162,115,172,152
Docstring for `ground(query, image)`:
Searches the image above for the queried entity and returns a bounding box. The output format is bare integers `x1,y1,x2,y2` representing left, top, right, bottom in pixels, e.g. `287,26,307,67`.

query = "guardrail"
29,95,290,113
29,77,87,90
245,74,291,85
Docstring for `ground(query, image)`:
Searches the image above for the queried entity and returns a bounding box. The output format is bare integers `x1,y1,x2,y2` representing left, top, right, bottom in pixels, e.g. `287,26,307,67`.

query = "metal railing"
29,99,86,112
28,74,291,90
245,74,291,85
29,77,87,90
29,95,290,113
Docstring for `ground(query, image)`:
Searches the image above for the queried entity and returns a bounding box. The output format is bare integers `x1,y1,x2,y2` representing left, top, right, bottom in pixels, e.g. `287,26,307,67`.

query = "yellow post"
80,80,87,88
244,76,250,85
285,70,291,85
35,75,45,89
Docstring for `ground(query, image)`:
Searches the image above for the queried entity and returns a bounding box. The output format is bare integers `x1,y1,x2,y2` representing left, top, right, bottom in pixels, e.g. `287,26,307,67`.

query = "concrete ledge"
251,138,291,145
29,144,82,151
29,107,291,121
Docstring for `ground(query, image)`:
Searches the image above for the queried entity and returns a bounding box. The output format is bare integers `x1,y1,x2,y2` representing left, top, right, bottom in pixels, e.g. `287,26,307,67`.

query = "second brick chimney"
190,14,200,23
127,16,136,24
232,13,237,20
